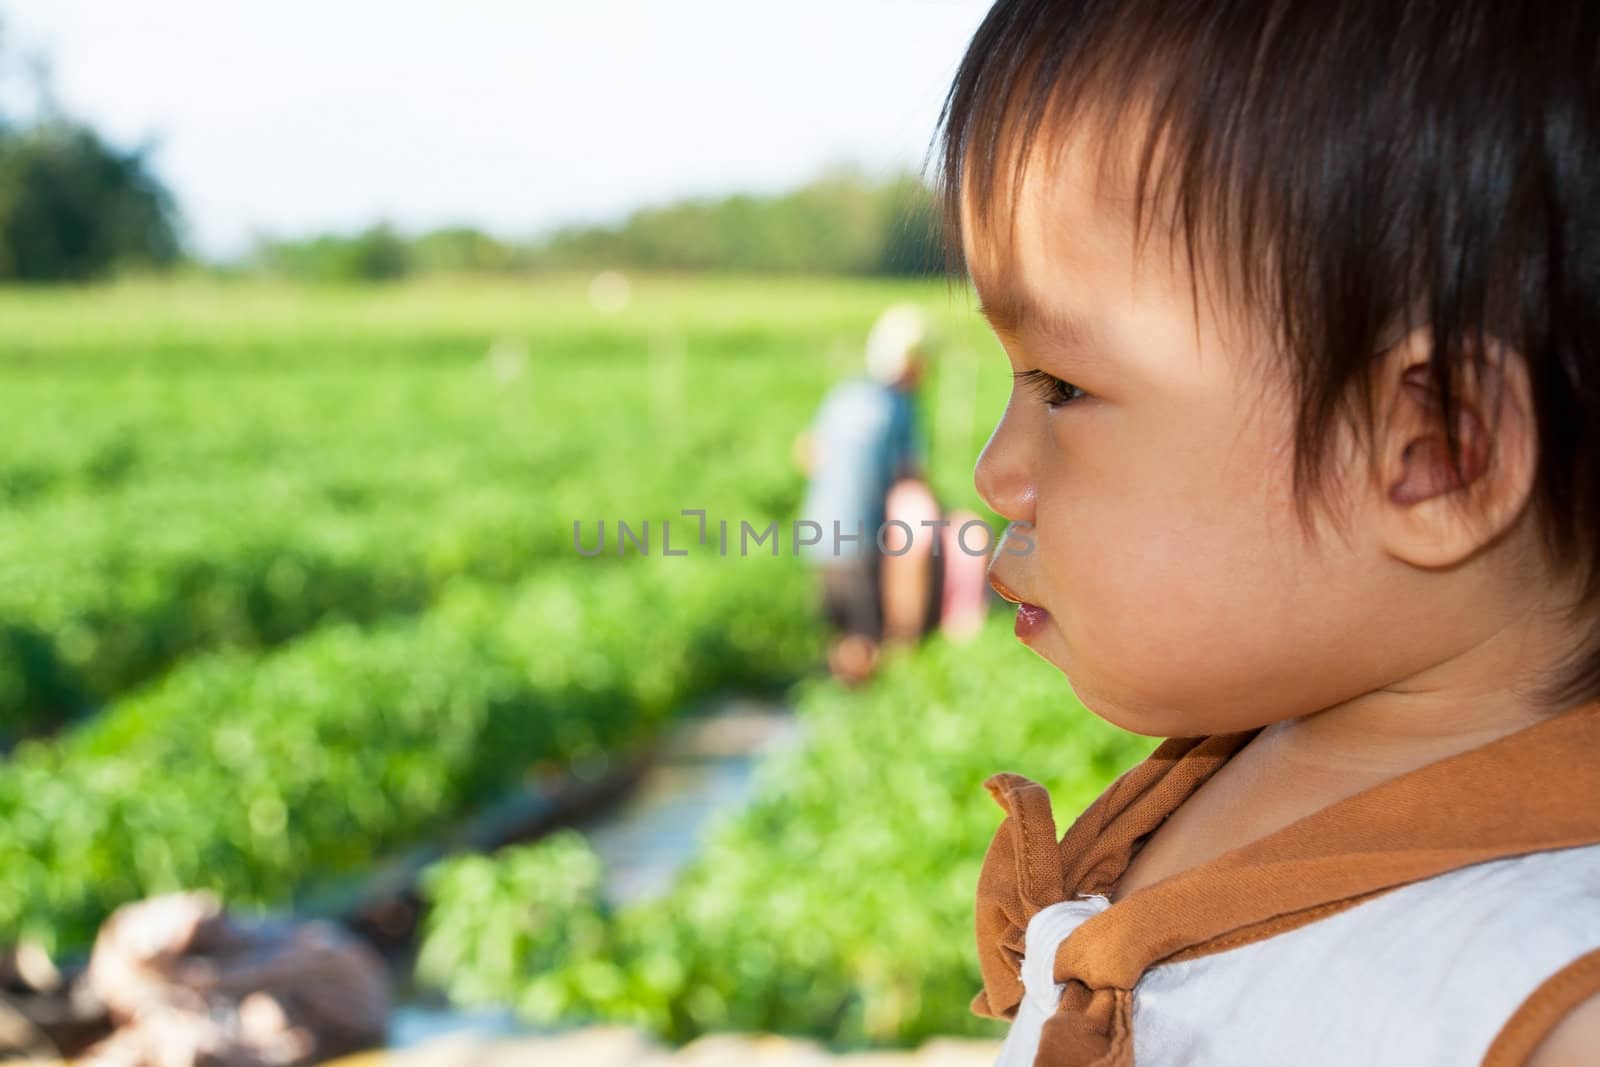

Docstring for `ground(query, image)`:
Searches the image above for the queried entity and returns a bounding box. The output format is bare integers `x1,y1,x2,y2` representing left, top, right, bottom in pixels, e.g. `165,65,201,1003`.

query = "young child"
932,1,1600,1064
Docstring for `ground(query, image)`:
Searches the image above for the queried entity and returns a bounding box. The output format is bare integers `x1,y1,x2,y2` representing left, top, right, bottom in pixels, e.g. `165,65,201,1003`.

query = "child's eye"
1013,368,1088,409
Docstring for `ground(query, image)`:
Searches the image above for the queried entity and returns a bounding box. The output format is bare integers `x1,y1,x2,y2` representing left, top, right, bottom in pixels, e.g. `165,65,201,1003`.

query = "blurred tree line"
0,135,942,283
528,167,943,276
0,15,942,285
0,12,946,285
250,166,947,282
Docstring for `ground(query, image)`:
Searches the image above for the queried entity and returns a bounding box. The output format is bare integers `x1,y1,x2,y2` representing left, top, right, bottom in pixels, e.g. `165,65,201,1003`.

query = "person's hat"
865,303,932,384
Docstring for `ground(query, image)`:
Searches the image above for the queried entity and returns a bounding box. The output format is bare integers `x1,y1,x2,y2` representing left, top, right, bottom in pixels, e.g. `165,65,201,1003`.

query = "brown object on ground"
0,940,113,1058
0,991,61,1060
77,891,390,1067
1,940,62,994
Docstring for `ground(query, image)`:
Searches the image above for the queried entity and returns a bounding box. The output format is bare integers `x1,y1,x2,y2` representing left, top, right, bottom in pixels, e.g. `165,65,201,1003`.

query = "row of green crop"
0,275,983,506
0,276,976,364
0,553,823,954
417,614,1160,1048
0,355,730,508
0,418,807,737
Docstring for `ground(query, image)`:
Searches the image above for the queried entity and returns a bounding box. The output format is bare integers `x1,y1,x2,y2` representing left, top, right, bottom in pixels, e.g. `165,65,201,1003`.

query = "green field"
1,274,1151,1044
0,276,997,733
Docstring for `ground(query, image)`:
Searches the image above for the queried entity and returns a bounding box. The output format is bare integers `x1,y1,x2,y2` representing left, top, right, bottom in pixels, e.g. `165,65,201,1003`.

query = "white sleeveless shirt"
995,842,1600,1066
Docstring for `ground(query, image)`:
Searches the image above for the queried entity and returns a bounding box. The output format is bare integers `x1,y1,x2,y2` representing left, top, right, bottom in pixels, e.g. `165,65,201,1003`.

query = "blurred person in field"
794,304,989,686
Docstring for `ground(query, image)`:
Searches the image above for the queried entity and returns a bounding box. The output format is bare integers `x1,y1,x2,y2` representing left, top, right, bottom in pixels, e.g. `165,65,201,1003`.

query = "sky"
0,1,995,260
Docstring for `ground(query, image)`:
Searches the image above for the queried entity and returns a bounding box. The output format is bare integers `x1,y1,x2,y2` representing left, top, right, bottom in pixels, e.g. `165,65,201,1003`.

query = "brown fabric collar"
971,700,1600,1066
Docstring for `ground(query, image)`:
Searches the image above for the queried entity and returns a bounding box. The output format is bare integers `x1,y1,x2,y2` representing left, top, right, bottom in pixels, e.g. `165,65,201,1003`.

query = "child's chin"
1065,679,1204,739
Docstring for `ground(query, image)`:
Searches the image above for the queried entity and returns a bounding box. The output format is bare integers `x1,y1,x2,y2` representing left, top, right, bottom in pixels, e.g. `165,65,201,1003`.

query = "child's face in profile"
967,132,1442,739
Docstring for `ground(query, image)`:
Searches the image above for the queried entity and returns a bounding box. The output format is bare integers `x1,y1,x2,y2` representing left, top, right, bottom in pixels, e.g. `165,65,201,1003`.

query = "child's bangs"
930,3,1267,319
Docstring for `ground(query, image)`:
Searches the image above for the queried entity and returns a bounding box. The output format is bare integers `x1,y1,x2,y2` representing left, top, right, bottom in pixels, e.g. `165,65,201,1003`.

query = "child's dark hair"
929,0,1600,708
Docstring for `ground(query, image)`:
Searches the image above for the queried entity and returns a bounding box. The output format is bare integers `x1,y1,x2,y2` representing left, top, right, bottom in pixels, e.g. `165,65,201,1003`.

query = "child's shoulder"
1132,842,1600,1065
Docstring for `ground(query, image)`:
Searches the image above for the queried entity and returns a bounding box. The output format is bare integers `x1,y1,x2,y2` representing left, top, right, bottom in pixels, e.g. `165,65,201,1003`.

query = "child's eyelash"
1013,368,1087,408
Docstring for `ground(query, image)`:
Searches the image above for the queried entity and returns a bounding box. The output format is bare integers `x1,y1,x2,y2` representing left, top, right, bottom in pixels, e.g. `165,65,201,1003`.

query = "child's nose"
974,416,1037,525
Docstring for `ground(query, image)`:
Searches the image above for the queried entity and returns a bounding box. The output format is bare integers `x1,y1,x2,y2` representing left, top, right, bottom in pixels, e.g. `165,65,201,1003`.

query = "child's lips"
1014,601,1051,641
989,574,1051,640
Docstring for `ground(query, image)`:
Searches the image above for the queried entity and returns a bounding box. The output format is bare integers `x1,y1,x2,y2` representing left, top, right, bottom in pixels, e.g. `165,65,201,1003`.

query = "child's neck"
1265,605,1574,779
1109,607,1579,905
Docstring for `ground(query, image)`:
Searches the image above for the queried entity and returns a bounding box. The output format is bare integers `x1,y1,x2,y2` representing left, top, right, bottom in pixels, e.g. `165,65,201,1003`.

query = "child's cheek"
1037,437,1306,726
1050,503,1240,685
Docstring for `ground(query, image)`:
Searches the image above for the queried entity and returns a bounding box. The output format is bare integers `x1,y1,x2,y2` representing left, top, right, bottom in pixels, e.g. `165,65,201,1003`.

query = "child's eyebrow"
974,277,1107,354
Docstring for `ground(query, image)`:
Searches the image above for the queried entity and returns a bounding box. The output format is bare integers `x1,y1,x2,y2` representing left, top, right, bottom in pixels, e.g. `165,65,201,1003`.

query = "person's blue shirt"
797,376,923,565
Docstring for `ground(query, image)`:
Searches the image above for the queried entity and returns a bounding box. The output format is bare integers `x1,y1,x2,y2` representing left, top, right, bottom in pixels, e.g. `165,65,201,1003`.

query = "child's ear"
1371,328,1538,570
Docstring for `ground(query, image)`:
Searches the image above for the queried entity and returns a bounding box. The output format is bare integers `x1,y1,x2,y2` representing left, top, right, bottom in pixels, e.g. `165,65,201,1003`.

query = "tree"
0,123,181,281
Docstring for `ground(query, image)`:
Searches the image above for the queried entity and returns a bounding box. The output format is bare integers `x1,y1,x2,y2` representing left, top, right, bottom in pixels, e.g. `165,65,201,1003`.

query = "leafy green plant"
0,556,821,954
